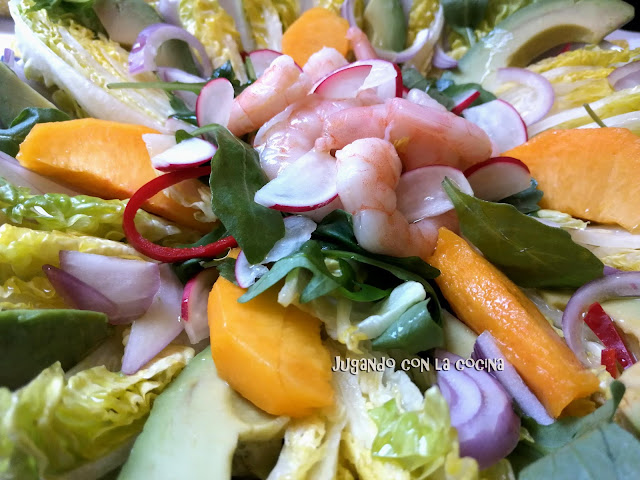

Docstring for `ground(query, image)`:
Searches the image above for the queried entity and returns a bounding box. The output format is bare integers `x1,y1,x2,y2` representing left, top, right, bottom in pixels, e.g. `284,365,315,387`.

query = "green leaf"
441,81,496,110
207,125,284,264
443,178,604,288
371,299,443,354
170,224,230,284
209,60,252,96
29,0,105,34
441,0,488,30
510,381,626,474
498,178,544,214
0,108,70,156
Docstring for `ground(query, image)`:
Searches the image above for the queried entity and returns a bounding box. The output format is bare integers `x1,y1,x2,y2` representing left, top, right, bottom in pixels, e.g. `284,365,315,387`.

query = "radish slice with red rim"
451,89,480,115
43,265,121,320
247,49,283,78
196,78,235,128
435,349,521,469
494,68,554,126
122,264,184,374
396,165,473,221
151,137,217,171
59,250,160,324
254,151,338,212
462,99,528,155
311,59,401,100
235,215,317,288
473,331,554,425
181,268,219,343
463,157,531,202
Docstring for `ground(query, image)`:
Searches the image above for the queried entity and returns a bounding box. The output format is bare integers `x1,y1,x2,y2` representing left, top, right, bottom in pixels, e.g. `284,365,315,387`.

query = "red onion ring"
129,23,212,78
608,60,640,91
156,0,181,26
157,67,204,110
562,272,640,366
473,331,554,425
495,67,554,126
432,44,458,69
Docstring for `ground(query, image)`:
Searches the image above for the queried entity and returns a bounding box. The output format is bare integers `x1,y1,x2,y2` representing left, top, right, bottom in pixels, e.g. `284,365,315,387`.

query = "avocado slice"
363,0,407,52
450,0,635,85
0,63,56,128
0,309,111,389
93,0,199,75
118,347,287,479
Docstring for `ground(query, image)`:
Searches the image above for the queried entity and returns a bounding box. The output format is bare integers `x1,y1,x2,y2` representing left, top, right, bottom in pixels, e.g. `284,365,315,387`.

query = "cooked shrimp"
336,138,441,259
302,47,349,83
254,94,378,179
346,27,378,61
316,97,492,171
228,55,312,137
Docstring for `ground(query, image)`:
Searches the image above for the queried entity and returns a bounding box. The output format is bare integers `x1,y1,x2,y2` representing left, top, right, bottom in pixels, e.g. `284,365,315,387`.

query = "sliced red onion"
462,99,528,155
396,165,473,221
604,266,623,275
495,68,554,126
235,215,317,287
247,49,283,78
463,157,532,202
605,29,640,49
570,226,640,249
311,59,401,100
196,78,234,128
608,61,640,91
340,0,357,27
129,23,212,78
181,268,218,344
157,67,204,110
156,0,182,26
151,137,217,172
562,271,640,366
435,349,521,469
2,48,15,69
254,150,338,213
432,44,458,69
473,331,554,425
122,264,184,374
450,89,480,116
59,250,160,324
0,151,81,195
43,265,120,319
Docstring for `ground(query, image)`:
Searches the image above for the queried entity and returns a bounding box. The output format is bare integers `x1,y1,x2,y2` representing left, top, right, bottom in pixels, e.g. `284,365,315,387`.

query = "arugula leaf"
170,224,230,283
499,178,544,214
29,0,105,35
0,108,70,156
443,178,604,288
441,81,496,110
510,382,640,478
371,299,443,354
168,95,198,126
210,60,252,96
207,125,284,264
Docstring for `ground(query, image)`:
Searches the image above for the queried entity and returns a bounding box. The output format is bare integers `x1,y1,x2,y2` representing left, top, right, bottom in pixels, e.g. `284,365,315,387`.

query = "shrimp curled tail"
303,47,349,84
336,138,442,260
228,55,312,137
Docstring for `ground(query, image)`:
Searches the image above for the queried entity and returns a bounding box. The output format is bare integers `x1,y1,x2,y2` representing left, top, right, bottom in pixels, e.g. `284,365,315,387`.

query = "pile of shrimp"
225,37,492,260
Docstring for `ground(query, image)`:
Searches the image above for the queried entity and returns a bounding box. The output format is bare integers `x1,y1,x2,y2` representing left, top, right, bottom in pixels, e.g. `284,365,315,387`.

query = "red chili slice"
601,348,618,379
123,166,237,262
584,302,635,370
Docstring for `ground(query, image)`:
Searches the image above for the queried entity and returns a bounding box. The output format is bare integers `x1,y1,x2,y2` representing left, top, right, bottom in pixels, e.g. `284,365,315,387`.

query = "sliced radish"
235,251,269,288
311,59,401,100
121,264,184,375
196,78,235,128
234,215,317,288
254,151,338,212
462,100,528,155
151,137,217,171
464,157,531,202
181,268,218,344
247,49,283,78
451,89,480,116
59,250,160,324
397,165,473,221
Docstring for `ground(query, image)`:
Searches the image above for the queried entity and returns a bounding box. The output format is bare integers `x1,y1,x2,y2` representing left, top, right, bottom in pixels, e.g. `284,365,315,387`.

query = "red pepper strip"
601,348,619,378
123,166,237,262
584,302,635,369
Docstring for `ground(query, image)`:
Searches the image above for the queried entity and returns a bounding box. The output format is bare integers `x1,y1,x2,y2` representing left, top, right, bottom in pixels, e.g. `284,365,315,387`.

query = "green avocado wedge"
450,0,635,85
0,63,56,128
0,309,111,389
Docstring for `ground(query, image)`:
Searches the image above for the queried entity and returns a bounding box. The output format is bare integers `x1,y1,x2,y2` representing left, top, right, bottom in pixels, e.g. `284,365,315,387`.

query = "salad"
2,0,640,478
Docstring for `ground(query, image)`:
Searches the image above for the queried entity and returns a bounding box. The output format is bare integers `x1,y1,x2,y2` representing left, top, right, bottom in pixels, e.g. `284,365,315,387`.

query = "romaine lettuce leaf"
272,0,298,30
10,0,175,131
0,345,193,480
178,0,248,83
0,224,144,282
0,275,65,310
243,0,283,50
407,0,439,46
0,178,200,245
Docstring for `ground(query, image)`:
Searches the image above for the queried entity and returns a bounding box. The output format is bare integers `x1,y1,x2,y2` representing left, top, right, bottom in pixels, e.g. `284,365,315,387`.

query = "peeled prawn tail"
227,55,312,137
346,27,378,61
